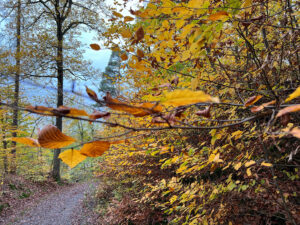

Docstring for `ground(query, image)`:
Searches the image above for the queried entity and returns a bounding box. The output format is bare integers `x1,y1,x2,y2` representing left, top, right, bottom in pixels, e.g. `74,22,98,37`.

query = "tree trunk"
11,0,21,174
52,18,64,181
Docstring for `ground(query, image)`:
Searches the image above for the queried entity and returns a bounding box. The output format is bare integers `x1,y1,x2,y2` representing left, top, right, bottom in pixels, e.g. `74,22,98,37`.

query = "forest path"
7,181,97,225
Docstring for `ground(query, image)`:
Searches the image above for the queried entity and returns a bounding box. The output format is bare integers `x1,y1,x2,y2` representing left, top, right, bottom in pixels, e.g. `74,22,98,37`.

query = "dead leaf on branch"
244,95,262,107
59,149,87,168
38,125,76,149
85,86,98,101
103,92,162,117
89,111,111,121
196,105,212,118
208,11,229,21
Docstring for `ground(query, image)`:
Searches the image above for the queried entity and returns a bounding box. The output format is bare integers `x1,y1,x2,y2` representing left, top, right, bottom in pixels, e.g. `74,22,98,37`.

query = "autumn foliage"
5,0,300,224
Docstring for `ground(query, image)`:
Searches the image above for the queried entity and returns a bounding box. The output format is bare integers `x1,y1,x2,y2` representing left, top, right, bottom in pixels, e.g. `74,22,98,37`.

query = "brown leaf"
90,43,100,51
244,95,262,107
276,104,300,117
80,141,111,157
112,11,123,18
120,53,128,61
86,86,98,101
89,111,111,120
135,27,144,43
196,105,211,118
208,11,229,21
137,49,144,58
124,16,134,22
38,125,76,149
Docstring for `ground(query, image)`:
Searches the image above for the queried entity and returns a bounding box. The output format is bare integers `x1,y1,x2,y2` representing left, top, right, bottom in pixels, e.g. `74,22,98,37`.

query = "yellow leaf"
285,86,300,102
11,137,40,147
234,162,242,170
59,149,87,168
121,29,132,38
188,0,207,8
162,89,219,107
80,141,111,157
261,162,272,167
276,105,300,117
90,43,100,51
38,125,76,149
208,11,229,21
246,168,252,176
245,160,256,167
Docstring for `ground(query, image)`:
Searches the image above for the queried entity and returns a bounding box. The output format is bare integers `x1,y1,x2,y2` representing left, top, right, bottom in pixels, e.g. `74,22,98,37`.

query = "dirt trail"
6,182,97,225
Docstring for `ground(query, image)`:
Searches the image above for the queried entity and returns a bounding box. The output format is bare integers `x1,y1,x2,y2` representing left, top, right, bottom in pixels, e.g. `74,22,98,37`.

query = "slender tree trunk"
52,19,64,181
11,0,21,174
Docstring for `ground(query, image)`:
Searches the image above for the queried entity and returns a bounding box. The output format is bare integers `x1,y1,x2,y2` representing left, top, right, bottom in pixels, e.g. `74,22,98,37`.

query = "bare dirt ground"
2,181,98,225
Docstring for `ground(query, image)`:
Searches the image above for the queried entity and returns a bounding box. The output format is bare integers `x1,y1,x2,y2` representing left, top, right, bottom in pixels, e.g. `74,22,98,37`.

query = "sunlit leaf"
38,125,76,149
234,162,242,170
245,160,256,167
26,105,54,115
161,89,219,107
244,95,262,107
121,29,132,38
59,149,87,168
261,162,272,167
289,127,300,138
55,106,89,117
90,43,100,50
11,137,40,147
80,141,111,157
276,105,300,117
89,111,110,121
285,86,300,102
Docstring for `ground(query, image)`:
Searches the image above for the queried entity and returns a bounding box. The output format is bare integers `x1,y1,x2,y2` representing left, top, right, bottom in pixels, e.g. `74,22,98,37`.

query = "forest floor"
1,176,99,225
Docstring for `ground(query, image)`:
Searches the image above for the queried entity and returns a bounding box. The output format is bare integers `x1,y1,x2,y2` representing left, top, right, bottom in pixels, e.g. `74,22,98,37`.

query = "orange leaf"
289,127,300,138
85,86,98,101
244,95,262,107
121,29,132,38
276,105,300,117
80,141,111,157
57,106,88,117
251,100,276,113
11,137,40,147
208,11,229,21
38,125,76,149
120,53,128,61
104,92,162,117
90,43,100,50
137,49,144,58
124,16,134,22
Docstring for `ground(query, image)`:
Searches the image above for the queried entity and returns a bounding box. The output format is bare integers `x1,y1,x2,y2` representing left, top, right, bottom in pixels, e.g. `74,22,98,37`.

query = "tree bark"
51,14,64,181
11,0,21,174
